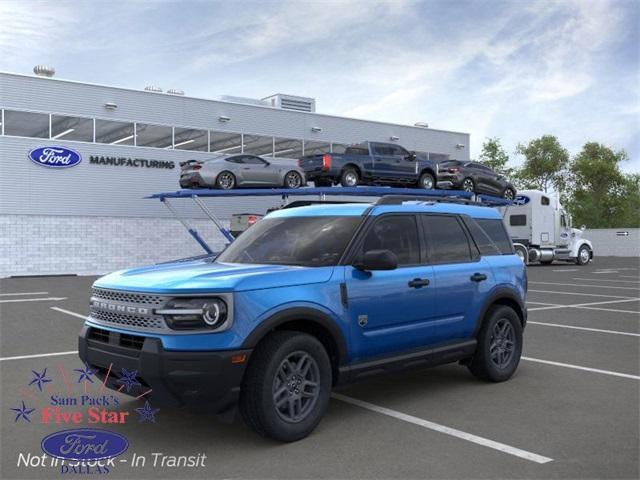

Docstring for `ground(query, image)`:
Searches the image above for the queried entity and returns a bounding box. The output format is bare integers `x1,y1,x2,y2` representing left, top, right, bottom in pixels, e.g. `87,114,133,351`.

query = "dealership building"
0,69,470,277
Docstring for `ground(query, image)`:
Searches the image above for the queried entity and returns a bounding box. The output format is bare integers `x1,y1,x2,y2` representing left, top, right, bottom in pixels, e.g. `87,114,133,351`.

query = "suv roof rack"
375,194,483,206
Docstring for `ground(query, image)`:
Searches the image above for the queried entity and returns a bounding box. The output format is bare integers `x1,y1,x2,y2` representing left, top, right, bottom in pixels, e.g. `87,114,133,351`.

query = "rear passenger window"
361,216,420,265
421,216,472,264
474,219,514,255
510,215,527,226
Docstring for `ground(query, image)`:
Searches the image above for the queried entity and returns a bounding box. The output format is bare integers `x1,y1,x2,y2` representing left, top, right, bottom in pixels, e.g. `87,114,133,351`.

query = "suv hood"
94,259,333,294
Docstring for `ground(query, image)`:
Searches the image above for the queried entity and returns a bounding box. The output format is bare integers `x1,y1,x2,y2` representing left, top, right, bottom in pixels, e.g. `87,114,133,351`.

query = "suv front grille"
88,327,110,343
90,309,165,330
91,288,165,306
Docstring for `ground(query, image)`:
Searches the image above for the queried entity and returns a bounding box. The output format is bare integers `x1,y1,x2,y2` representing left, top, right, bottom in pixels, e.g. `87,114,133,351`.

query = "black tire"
576,245,591,265
467,305,522,382
283,171,303,189
461,177,475,192
503,187,516,200
216,171,236,189
239,331,332,442
340,168,359,187
418,172,435,190
540,260,553,265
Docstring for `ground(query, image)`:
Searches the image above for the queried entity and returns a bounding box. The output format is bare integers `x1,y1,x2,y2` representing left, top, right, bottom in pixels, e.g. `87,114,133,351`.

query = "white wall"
584,228,640,257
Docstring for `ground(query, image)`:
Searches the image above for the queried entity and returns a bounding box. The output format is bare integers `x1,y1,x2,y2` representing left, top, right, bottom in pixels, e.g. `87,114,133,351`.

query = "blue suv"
79,198,527,441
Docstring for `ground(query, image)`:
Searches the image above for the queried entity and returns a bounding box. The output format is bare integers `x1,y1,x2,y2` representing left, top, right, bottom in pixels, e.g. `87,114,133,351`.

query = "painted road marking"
332,393,553,464
528,289,638,299
0,291,49,296
575,306,640,315
522,357,640,381
51,307,87,319
0,297,67,304
529,281,639,291
0,351,77,362
572,278,640,284
528,298,640,312
552,269,579,272
527,321,640,337
621,275,640,279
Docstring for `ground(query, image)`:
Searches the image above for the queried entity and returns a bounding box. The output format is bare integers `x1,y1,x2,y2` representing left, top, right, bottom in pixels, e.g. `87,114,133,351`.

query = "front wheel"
576,245,591,265
418,172,435,190
467,305,522,382
503,187,516,200
462,177,475,192
284,171,303,189
239,331,332,442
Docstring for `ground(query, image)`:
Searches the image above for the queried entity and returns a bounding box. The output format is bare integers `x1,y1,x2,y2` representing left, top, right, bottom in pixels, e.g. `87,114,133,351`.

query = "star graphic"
74,362,96,383
135,401,160,423
11,400,35,423
117,368,141,392
28,368,52,392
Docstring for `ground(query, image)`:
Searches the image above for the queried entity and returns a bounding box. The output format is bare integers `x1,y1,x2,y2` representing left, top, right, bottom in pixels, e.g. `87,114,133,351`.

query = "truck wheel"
467,305,522,382
216,171,236,189
418,172,435,190
340,168,359,187
239,331,332,442
462,178,475,192
514,244,528,265
576,245,591,265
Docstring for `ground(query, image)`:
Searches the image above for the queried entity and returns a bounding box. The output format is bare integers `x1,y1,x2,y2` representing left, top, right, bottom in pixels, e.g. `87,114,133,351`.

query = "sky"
1,0,638,172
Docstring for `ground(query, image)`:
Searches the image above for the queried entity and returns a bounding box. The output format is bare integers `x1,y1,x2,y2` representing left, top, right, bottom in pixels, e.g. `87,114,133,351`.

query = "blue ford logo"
513,195,530,206
41,428,128,461
28,146,82,168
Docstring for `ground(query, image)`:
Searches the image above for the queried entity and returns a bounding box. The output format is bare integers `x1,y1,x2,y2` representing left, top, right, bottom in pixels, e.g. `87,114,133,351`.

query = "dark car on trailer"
437,160,516,200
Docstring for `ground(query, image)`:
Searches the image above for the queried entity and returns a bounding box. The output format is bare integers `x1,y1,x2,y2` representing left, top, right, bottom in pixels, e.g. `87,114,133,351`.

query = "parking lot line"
529,281,640,291
0,291,49,296
521,357,640,380
332,393,553,464
620,275,640,279
552,269,579,272
527,321,640,337
574,306,640,315
51,306,87,319
528,289,638,299
572,277,640,284
0,351,77,362
528,297,640,312
0,296,67,304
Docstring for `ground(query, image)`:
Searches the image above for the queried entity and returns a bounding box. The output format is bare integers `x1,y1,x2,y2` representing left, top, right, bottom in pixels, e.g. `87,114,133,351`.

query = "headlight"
157,298,229,331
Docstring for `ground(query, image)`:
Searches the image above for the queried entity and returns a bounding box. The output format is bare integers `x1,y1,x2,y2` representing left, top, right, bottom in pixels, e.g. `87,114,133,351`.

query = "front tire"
467,306,522,382
284,171,303,189
503,187,516,200
216,171,236,189
418,172,435,190
576,245,591,265
239,331,332,442
462,177,475,192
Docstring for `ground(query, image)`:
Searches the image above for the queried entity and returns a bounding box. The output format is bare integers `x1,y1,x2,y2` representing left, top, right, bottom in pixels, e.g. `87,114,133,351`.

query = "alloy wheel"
462,179,474,192
421,175,434,189
218,172,235,189
272,351,320,423
286,172,302,189
504,189,515,200
344,172,358,186
489,319,515,369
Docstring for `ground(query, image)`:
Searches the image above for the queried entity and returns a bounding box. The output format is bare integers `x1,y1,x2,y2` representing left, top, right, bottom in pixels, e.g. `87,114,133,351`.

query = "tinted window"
373,144,394,155
217,216,361,267
541,196,550,205
361,216,420,265
345,147,369,156
242,156,266,165
422,215,472,264
475,218,514,254
390,145,409,157
225,156,244,164
4,110,49,138
51,114,93,142
510,215,527,226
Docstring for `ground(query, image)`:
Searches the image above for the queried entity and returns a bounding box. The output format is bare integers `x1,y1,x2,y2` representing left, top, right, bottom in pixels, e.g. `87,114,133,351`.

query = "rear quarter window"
467,218,514,255
510,214,527,226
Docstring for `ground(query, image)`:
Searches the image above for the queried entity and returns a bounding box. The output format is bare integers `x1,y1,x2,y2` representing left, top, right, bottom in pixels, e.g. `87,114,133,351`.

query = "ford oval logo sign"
513,195,530,206
41,428,128,461
28,146,82,168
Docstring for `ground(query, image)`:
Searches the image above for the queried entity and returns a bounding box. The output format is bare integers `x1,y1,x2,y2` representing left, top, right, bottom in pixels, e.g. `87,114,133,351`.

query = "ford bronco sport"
79,198,527,442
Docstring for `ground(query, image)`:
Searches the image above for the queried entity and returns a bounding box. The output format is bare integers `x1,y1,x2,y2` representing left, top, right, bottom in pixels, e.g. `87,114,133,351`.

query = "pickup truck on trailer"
298,141,440,189
78,188,526,442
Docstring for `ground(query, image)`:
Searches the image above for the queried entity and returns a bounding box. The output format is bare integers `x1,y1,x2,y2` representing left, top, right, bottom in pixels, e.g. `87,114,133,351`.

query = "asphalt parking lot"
1,256,638,479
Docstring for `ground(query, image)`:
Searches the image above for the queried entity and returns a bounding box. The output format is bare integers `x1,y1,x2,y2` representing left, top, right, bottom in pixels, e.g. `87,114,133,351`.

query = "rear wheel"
576,245,591,265
462,177,475,192
284,171,303,189
468,305,522,382
503,187,516,200
239,331,332,442
216,171,236,189
418,172,435,190
340,168,359,187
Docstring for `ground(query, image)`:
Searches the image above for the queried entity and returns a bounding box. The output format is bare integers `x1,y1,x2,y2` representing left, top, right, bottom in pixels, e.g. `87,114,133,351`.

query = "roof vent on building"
414,122,429,128
167,89,184,95
33,65,55,77
262,94,316,113
144,85,163,93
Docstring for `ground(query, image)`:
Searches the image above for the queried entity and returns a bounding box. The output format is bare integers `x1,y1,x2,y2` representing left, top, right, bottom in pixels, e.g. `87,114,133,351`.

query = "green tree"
516,135,569,192
565,142,638,228
479,137,510,174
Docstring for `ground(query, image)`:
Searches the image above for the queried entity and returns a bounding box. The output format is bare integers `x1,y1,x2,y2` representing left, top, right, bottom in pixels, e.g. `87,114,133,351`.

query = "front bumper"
78,325,251,411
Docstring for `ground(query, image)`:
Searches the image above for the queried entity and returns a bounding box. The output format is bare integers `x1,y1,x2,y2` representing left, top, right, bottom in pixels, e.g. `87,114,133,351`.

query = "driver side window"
360,215,420,266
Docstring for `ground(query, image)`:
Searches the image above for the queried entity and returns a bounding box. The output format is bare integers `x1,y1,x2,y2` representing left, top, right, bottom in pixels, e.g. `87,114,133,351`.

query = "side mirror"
354,249,398,271
407,151,417,161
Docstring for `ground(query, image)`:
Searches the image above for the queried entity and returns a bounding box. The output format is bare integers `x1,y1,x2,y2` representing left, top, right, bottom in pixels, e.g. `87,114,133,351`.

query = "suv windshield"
216,216,362,267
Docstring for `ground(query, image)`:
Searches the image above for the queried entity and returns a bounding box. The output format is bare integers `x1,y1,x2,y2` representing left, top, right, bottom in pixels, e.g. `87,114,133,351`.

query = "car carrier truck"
501,190,593,265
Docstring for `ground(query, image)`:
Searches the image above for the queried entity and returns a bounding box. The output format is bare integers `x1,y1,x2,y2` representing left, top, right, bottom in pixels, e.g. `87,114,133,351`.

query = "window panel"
4,110,49,138
273,137,303,159
510,215,527,226
303,141,331,155
135,123,172,148
331,143,347,154
95,119,135,145
422,215,472,264
210,131,243,154
51,114,93,142
429,153,450,163
361,215,420,265
173,127,208,151
243,134,274,156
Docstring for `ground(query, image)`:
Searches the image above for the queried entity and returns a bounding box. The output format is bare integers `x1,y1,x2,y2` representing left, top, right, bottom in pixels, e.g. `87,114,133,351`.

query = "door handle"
242,167,251,170
470,273,487,282
408,278,430,288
